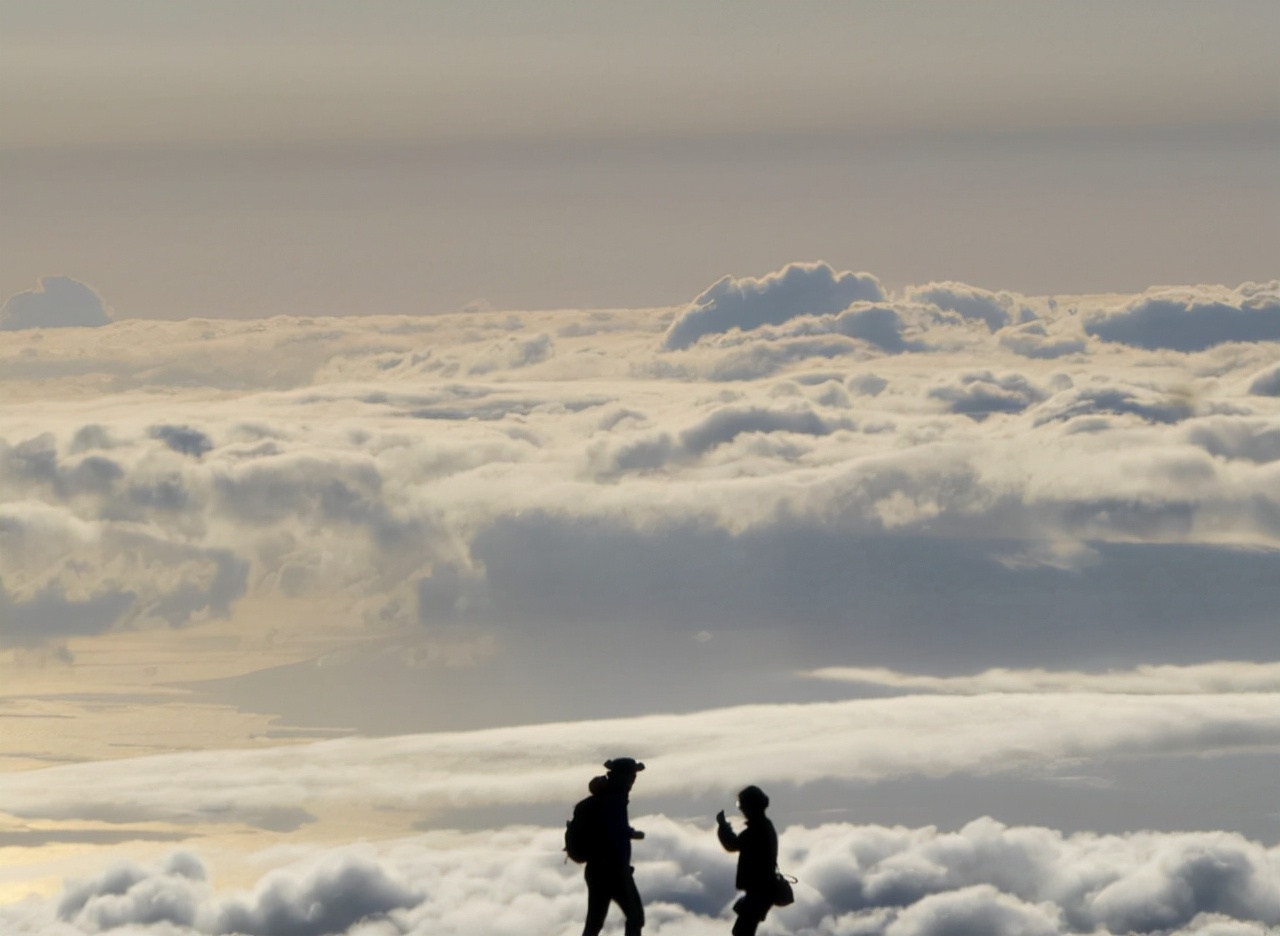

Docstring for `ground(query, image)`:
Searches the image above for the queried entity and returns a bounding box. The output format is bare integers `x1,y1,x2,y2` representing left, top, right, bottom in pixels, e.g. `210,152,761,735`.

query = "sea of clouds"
2,261,1278,932
3,818,1279,936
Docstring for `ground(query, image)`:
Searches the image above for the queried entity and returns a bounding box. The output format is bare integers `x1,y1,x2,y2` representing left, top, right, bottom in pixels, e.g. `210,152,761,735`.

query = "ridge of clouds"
805,661,1280,695
1084,283,1280,352
1,688,1277,830
4,818,1278,935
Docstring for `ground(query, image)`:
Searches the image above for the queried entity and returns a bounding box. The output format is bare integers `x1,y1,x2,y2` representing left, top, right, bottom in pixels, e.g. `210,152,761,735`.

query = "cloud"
927,371,1046,419
904,282,1035,332
999,321,1087,359
805,661,1280,695
0,277,113,330
0,579,135,647
1186,419,1280,465
50,851,422,936
1248,364,1280,397
1032,385,1194,426
150,425,215,460
7,818,1279,936
663,262,886,349
1084,284,1280,351
590,404,857,477
2,683,1278,832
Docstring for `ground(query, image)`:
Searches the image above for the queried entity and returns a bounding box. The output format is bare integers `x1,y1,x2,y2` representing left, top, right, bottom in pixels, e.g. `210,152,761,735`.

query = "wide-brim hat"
604,757,645,774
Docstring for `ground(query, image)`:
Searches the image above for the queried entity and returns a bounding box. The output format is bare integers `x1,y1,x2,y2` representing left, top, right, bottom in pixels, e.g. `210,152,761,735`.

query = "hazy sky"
2,1,1277,318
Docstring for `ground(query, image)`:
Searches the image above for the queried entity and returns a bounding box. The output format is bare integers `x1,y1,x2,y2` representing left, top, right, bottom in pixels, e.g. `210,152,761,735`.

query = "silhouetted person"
716,785,778,936
582,757,646,936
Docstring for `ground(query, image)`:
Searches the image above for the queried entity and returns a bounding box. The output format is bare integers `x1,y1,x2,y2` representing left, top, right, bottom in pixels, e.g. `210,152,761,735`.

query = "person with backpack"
568,757,647,936
716,785,778,936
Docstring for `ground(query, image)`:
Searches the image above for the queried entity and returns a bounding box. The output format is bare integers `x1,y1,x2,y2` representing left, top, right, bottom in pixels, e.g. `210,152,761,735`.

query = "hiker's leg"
618,870,645,936
582,866,610,936
731,892,769,936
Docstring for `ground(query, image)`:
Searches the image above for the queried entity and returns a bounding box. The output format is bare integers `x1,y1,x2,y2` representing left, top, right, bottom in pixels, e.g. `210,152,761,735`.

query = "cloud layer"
5,818,1278,936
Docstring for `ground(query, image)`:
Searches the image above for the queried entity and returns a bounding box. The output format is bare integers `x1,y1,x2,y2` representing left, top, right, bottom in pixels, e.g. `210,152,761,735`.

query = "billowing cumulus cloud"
663,262,886,349
0,277,113,330
1084,283,1280,351
5,818,1278,935
904,281,1035,332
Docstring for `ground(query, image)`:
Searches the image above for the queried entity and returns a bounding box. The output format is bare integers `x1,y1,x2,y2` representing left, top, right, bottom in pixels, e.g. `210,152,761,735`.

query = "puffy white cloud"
46,851,422,936
663,262,886,350
904,282,1035,332
1084,284,1280,351
0,277,113,331
5,818,1278,935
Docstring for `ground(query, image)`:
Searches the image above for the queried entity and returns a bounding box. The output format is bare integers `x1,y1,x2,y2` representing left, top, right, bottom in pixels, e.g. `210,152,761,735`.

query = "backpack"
564,795,602,864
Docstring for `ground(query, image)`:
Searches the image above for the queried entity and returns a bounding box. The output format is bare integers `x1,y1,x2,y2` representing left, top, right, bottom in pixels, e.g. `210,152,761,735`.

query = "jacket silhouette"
716,786,777,936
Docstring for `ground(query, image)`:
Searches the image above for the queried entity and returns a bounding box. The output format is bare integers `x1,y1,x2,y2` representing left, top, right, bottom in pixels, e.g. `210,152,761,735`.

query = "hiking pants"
731,891,772,936
583,863,644,936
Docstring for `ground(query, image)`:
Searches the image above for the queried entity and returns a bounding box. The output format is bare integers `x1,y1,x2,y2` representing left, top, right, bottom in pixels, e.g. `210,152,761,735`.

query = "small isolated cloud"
906,281,1035,332
1085,284,1280,351
663,261,885,349
0,276,113,330
928,371,1046,419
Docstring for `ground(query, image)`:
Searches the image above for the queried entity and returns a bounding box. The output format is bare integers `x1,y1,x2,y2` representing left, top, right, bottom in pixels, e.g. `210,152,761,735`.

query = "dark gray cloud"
0,277,112,330
0,580,135,647
1085,288,1280,351
928,371,1047,419
663,261,885,349
848,373,889,396
150,425,215,459
458,513,1280,670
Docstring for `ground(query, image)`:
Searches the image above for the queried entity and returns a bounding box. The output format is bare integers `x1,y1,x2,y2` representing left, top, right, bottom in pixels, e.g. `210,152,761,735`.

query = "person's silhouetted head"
604,757,644,792
737,785,769,819
588,774,608,796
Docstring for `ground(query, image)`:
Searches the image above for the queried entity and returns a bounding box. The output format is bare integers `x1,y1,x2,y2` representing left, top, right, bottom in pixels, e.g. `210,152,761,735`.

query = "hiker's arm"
716,811,740,851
